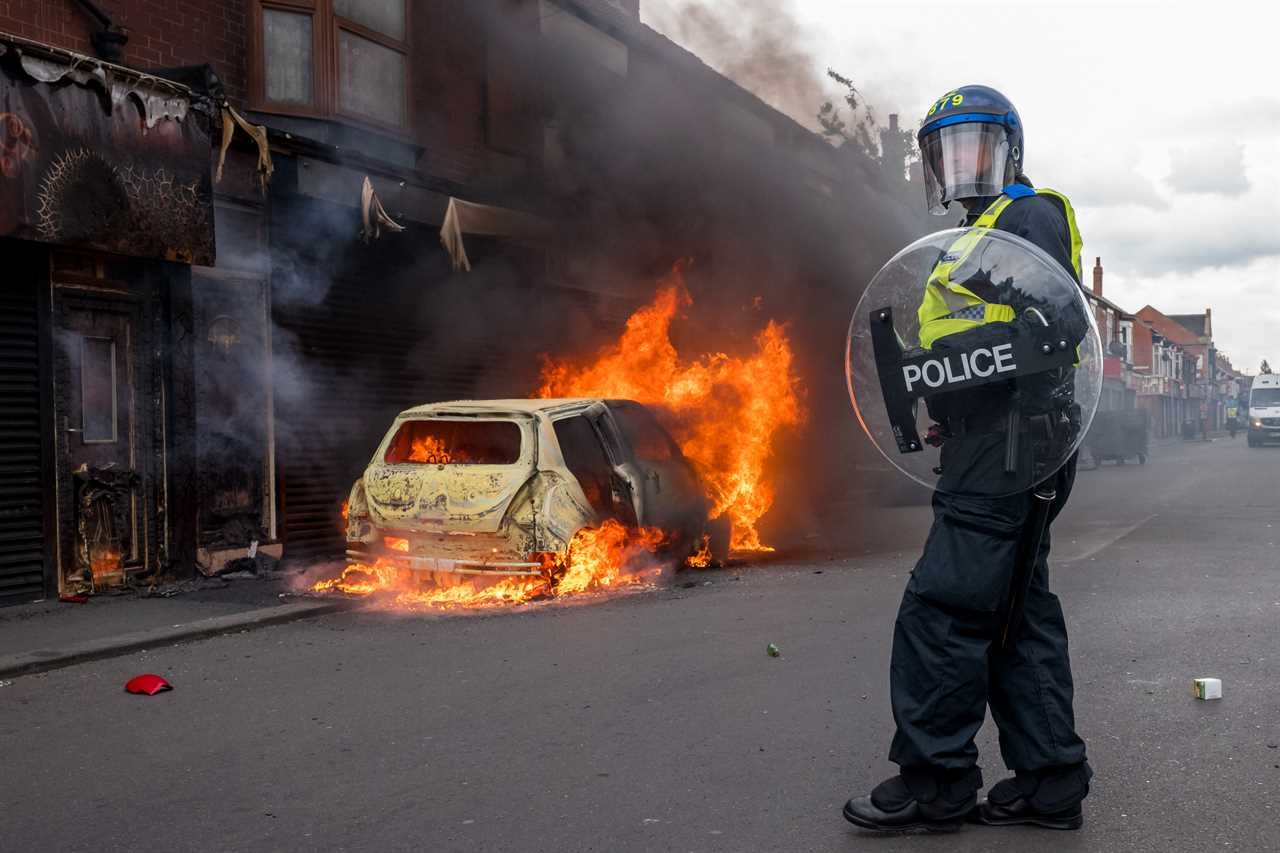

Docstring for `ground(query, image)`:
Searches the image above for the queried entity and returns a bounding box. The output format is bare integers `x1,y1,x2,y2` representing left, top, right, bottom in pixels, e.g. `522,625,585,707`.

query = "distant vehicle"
1085,408,1149,467
1247,375,1280,447
343,399,728,583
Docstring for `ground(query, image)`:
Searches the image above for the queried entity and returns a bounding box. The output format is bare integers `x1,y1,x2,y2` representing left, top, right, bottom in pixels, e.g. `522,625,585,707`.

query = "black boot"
973,763,1092,830
843,767,981,833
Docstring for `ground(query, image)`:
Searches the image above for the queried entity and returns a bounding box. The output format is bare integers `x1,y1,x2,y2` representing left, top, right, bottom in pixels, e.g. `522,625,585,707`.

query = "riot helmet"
918,85,1024,215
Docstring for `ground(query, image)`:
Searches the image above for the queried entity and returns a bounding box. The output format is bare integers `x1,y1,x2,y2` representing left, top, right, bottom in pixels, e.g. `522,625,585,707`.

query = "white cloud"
643,0,1280,369
1052,147,1169,211
1103,256,1280,373
1082,191,1280,275
1165,143,1250,196
1162,96,1280,139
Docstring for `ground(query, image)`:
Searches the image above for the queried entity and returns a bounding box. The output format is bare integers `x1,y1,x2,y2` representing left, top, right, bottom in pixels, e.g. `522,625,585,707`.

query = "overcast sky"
643,0,1280,373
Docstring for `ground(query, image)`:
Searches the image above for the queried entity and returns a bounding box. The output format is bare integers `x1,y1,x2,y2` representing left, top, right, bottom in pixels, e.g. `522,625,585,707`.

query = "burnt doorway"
53,291,147,593
191,271,272,563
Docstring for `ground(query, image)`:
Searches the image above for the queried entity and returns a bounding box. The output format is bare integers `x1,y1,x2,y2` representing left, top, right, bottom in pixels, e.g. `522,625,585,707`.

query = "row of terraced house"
1087,257,1247,439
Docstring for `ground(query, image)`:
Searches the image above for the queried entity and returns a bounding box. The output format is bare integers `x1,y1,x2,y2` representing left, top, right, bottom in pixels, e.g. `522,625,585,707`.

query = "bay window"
252,0,409,131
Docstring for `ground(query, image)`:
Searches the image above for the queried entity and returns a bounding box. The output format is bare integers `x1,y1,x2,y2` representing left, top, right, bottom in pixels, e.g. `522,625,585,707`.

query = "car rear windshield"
384,419,522,465
1252,389,1280,406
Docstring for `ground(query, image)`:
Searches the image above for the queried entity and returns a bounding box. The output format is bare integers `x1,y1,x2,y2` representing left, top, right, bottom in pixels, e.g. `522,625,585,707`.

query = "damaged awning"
0,33,215,264
440,197,550,272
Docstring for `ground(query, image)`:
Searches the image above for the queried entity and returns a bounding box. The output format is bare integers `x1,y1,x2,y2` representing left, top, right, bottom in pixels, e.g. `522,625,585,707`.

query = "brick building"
0,1,923,603
1138,306,1212,382
1136,305,1224,433
1086,256,1137,412
0,1,248,99
1128,319,1196,438
1083,257,1222,439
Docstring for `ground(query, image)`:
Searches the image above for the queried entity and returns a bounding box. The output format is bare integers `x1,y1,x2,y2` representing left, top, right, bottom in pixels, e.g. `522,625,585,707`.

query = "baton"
997,483,1056,653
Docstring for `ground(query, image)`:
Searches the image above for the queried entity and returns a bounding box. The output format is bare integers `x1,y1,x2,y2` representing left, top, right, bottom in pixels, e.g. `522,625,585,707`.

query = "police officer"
843,85,1094,832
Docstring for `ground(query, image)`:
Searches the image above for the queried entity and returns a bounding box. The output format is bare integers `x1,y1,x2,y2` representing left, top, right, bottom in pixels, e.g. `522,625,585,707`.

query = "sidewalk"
0,574,353,680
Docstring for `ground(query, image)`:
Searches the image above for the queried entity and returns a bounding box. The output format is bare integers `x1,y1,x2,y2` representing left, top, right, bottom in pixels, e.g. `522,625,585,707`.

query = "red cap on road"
124,674,173,695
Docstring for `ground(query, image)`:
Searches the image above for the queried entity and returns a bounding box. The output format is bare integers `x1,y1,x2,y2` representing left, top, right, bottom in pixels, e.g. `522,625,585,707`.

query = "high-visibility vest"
918,185,1082,351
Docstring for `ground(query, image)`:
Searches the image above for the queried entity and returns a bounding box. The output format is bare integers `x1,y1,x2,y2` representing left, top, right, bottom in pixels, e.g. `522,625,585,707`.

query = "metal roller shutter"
271,257,637,566
273,279,504,564
0,278,49,603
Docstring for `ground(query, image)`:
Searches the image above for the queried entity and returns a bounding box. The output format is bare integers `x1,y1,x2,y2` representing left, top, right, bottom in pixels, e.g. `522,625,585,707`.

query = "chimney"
1205,307,1212,338
881,114,906,182
1092,256,1103,297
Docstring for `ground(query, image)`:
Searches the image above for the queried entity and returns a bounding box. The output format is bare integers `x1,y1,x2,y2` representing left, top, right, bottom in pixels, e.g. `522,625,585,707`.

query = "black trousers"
887,441,1087,781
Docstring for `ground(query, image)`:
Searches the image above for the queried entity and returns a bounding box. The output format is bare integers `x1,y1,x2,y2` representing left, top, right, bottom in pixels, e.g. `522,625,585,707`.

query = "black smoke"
208,0,938,562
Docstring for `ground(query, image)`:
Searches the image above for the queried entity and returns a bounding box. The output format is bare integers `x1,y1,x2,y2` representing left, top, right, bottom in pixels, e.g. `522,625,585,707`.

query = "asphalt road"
4,436,1279,852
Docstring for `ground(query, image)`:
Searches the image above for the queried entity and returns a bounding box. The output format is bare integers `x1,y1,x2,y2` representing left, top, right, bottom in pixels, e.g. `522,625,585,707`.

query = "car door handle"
63,417,81,434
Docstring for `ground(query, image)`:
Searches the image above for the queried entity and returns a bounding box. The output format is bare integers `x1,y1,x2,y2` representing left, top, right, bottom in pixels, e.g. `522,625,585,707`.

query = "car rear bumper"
344,547,546,577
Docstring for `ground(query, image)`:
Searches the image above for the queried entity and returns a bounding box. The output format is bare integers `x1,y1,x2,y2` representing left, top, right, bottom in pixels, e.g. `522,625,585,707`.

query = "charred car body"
344,399,727,581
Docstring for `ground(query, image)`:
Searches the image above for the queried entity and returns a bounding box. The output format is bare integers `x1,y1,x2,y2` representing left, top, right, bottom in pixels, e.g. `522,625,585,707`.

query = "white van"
1247,374,1280,447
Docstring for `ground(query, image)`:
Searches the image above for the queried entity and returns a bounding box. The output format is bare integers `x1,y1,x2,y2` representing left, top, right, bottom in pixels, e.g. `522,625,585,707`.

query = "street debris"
0,680,13,687
125,674,173,695
766,643,780,658
58,594,88,604
211,552,279,578
1192,677,1222,700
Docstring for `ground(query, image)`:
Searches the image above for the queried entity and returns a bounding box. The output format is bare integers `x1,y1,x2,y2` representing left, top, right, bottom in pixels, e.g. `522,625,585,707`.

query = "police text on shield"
901,343,1017,392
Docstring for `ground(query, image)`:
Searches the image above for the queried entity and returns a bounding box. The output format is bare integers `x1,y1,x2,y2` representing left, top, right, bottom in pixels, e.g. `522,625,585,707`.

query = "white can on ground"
1192,677,1222,700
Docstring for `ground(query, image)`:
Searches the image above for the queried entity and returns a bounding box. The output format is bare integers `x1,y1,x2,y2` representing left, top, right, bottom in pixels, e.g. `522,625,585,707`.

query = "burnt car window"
611,404,677,463
553,416,613,514
384,419,522,464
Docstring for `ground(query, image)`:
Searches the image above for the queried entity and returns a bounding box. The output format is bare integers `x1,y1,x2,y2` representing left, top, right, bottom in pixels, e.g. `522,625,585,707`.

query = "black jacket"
928,183,1085,424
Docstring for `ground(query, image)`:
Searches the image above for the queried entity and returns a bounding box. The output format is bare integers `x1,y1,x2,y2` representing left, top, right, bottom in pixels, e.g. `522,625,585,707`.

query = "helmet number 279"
928,93,964,117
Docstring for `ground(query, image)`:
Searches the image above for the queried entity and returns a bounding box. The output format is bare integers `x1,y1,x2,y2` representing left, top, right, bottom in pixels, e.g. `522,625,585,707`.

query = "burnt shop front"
0,34,219,602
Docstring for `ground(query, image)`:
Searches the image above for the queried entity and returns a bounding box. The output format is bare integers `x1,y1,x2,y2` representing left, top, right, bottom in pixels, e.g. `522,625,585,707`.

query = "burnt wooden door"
56,302,142,587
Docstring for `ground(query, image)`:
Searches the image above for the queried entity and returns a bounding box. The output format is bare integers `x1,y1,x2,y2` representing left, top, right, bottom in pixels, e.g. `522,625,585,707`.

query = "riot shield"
846,228,1103,499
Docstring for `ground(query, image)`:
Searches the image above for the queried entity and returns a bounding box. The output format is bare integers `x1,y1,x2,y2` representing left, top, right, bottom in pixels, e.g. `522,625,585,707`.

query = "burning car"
343,398,729,584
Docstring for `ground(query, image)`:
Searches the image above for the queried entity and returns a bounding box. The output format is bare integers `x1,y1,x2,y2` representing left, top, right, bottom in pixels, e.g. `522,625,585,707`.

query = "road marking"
1063,514,1157,564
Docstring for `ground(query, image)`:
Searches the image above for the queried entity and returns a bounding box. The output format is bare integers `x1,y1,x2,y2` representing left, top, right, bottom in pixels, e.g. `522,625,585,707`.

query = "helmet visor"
920,122,1013,215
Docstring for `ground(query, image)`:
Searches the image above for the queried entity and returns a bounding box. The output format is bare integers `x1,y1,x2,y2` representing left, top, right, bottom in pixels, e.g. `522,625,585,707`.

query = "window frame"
80,335,119,444
382,418,524,466
249,0,411,134
550,414,617,516
332,6,411,130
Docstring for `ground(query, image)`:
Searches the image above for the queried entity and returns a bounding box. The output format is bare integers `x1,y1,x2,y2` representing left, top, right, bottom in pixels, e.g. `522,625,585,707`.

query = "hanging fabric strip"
214,105,273,192
360,176,406,242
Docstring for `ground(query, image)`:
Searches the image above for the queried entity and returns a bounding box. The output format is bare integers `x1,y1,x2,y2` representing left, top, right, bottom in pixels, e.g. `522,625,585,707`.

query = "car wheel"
705,516,732,567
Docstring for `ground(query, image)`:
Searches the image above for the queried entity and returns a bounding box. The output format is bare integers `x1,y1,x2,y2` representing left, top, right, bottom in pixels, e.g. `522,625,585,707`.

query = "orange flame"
537,263,803,551
313,520,665,610
409,435,456,464
89,548,121,581
685,534,712,569
555,520,666,595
